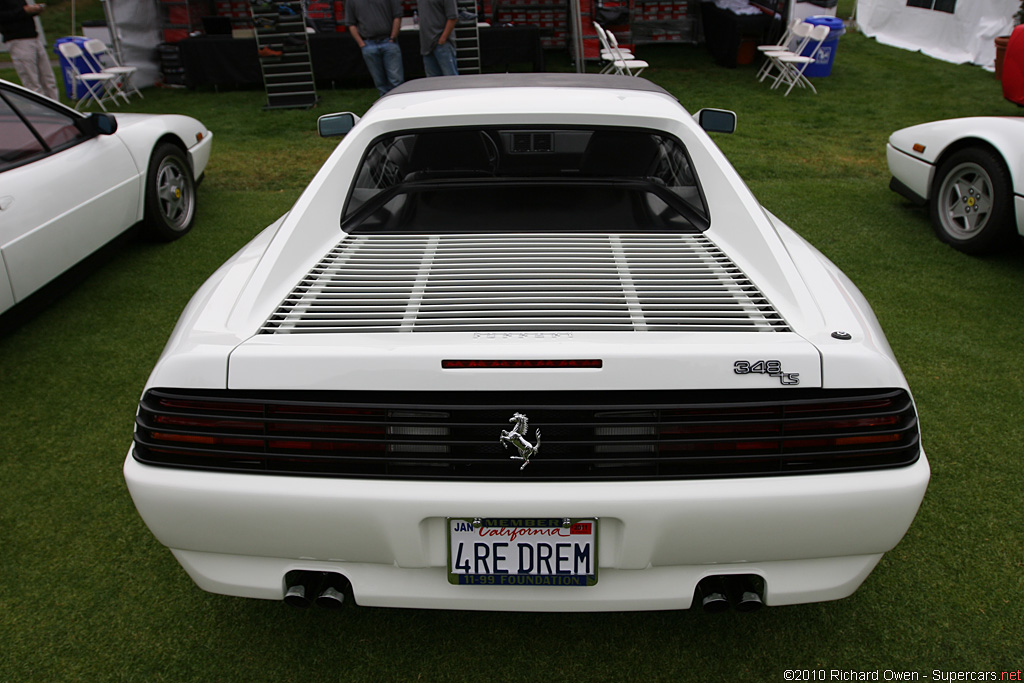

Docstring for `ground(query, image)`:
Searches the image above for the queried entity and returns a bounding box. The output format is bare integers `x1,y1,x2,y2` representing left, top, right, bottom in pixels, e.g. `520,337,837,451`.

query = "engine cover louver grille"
260,234,791,334
133,388,921,481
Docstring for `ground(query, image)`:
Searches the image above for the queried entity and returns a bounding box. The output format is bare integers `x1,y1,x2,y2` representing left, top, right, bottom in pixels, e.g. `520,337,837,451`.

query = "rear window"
342,127,709,234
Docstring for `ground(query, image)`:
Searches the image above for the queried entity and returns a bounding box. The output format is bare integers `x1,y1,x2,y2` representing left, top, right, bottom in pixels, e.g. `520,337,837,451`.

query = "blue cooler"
54,36,95,99
801,15,845,78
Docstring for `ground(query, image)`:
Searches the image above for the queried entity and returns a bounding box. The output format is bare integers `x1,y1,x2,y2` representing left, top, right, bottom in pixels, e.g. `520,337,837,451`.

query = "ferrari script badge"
500,412,541,470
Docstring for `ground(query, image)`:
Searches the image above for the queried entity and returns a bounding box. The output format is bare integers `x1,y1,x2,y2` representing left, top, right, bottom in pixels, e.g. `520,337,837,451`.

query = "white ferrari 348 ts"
0,78,211,316
887,116,1024,254
125,74,928,613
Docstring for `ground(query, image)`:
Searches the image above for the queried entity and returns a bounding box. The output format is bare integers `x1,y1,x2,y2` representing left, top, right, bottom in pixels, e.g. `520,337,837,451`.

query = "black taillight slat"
133,388,920,481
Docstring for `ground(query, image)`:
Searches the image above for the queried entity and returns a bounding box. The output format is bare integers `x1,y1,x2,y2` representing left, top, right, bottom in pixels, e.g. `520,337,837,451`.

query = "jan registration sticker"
447,518,598,586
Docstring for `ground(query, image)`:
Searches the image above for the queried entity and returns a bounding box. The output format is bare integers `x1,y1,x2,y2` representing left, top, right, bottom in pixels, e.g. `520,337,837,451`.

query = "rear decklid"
227,232,821,391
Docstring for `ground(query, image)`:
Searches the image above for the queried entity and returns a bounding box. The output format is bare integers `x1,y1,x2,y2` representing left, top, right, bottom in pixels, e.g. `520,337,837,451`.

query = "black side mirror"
317,112,360,138
695,108,737,134
76,112,118,137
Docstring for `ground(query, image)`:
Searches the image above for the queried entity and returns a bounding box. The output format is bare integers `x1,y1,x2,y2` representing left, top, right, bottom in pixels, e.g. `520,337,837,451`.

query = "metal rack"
627,0,696,45
251,0,319,109
454,0,482,74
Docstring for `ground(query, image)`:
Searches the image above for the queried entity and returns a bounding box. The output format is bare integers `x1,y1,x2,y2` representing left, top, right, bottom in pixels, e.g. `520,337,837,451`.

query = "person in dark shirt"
416,0,457,76
0,0,59,100
345,0,404,96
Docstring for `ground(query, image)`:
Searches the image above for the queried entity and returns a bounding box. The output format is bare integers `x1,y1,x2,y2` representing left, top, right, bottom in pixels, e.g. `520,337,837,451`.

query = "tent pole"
570,0,585,73
100,0,125,63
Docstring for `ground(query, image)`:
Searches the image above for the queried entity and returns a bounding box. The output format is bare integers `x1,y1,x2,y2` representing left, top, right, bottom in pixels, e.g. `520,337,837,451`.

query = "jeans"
423,40,458,77
361,38,404,96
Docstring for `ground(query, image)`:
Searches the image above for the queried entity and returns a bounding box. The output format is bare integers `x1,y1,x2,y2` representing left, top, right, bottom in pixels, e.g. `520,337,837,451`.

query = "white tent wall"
108,0,163,88
856,0,1017,70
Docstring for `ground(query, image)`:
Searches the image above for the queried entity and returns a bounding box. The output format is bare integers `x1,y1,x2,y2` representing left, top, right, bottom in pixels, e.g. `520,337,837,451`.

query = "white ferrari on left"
0,78,212,315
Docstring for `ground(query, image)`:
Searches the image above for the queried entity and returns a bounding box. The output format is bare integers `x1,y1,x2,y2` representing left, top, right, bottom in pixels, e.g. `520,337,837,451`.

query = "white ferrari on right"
887,117,1024,254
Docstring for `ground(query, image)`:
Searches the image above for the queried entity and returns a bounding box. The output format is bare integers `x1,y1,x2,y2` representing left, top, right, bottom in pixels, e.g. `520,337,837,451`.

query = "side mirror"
318,112,360,138
76,112,118,137
695,108,736,134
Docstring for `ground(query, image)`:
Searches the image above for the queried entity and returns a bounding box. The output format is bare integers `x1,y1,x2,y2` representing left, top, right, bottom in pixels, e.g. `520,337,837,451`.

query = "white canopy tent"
855,0,1018,70
98,0,163,88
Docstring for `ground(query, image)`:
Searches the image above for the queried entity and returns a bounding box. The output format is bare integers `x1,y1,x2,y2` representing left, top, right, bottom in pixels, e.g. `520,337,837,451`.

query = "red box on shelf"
163,28,189,42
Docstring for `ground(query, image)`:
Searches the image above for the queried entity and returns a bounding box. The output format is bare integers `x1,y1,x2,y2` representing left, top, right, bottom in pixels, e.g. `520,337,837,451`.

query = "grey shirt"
346,0,402,40
416,0,457,55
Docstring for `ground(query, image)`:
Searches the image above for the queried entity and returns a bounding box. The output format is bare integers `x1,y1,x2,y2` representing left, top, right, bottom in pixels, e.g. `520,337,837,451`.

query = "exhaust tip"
284,570,351,609
284,583,311,609
695,574,765,614
696,577,731,613
735,590,764,613
315,585,346,610
701,590,731,614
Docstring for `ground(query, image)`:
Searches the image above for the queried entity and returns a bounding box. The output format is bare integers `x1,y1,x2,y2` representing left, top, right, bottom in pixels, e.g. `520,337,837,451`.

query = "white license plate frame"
447,517,598,587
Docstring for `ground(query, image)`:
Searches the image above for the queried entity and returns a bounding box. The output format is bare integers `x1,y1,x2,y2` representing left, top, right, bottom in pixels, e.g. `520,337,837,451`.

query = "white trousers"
8,36,60,102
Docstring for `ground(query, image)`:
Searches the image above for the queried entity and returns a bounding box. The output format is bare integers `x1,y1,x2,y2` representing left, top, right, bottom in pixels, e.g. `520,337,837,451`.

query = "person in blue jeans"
346,0,404,96
417,0,457,76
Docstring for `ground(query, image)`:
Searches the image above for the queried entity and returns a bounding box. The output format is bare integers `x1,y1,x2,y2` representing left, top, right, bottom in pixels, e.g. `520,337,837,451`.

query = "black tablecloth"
700,4,772,68
178,27,544,89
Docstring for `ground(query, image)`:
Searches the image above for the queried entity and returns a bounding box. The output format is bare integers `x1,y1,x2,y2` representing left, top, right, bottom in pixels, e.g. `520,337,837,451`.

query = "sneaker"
258,45,283,57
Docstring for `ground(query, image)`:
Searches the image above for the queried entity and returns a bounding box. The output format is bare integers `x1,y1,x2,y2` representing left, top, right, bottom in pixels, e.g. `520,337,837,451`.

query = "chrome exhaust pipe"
735,589,764,613
316,585,346,610
284,583,312,608
696,577,730,613
733,575,765,612
284,570,350,609
695,575,765,613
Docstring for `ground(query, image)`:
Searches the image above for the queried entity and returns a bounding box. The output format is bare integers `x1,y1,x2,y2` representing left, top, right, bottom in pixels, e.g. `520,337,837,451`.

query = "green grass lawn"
1,18,1023,681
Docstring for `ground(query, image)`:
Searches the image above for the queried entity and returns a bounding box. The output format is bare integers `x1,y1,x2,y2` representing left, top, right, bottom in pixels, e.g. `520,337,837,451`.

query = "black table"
700,3,773,68
178,27,544,89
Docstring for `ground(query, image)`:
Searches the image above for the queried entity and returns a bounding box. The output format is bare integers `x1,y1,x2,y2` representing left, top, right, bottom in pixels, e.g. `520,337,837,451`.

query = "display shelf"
252,0,320,108
628,0,695,44
160,0,212,42
492,0,569,49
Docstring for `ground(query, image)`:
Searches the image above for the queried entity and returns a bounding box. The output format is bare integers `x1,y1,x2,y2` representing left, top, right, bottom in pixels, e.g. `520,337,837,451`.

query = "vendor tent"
856,0,1018,70
104,0,163,88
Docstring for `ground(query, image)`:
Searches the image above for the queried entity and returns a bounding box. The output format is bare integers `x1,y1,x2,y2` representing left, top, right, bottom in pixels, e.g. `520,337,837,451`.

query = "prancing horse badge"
499,412,541,470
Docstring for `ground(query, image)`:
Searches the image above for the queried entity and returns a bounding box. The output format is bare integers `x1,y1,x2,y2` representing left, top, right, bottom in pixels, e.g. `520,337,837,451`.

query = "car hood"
225,231,825,391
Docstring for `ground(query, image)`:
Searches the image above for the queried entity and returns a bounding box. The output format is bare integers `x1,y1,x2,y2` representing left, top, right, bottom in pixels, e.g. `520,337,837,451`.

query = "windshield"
342,127,709,234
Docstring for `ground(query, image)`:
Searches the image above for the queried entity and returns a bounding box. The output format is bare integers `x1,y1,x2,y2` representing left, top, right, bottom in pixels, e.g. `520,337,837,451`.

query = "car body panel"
1,131,139,301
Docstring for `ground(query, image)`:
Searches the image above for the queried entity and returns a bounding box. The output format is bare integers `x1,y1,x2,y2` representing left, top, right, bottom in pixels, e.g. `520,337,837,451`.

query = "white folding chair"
757,20,813,83
595,31,635,66
83,38,142,104
57,41,120,111
771,24,830,95
755,18,802,80
593,23,648,76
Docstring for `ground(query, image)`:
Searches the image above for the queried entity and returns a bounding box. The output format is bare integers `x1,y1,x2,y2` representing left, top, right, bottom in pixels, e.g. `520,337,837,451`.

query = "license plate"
447,517,598,586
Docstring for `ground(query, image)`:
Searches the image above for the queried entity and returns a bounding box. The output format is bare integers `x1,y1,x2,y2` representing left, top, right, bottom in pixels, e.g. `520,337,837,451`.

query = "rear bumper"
124,449,929,611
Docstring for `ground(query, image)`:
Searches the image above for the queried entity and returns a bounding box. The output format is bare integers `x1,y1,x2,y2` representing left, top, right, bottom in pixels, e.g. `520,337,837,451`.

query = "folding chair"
591,20,635,71
771,24,830,95
83,38,142,104
755,18,802,81
593,23,648,76
57,41,120,111
757,20,813,83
